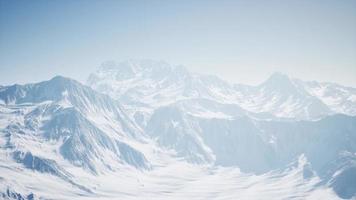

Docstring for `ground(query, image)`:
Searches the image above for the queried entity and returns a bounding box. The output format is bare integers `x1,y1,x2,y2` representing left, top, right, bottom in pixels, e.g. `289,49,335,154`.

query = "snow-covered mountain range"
0,60,355,199
88,60,356,121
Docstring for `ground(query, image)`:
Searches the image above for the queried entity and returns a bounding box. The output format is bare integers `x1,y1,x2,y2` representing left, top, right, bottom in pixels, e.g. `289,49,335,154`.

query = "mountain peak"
259,72,300,94
46,76,85,92
89,59,190,84
261,72,293,86
0,76,87,105
266,72,290,83
98,59,173,72
50,75,77,84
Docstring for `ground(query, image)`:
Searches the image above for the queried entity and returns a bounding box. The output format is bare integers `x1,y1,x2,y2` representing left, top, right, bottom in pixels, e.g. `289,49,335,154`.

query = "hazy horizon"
1,0,355,87
0,59,353,89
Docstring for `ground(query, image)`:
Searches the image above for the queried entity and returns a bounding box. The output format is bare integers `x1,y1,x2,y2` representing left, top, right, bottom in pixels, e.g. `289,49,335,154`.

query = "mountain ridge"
88,60,356,120
0,61,355,199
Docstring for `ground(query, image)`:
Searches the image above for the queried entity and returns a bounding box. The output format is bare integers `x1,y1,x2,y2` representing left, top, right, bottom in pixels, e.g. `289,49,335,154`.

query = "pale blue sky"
0,0,355,86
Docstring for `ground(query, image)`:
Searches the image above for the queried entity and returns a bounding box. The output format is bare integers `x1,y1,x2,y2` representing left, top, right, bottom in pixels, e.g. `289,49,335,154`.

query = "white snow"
0,61,355,199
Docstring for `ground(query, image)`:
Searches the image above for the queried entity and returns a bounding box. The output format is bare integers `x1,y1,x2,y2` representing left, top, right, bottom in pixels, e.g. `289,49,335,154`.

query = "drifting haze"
0,0,355,86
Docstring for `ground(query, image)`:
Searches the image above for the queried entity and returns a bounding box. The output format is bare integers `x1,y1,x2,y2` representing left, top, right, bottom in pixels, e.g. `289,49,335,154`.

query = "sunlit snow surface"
0,152,339,200
0,60,355,199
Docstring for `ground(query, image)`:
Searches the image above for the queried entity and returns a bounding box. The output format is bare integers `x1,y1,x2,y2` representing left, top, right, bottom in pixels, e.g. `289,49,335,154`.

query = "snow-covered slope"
86,60,356,199
87,60,243,122
1,60,355,199
0,76,150,177
88,60,356,120
0,154,342,200
0,77,344,200
233,73,333,119
145,102,356,195
299,80,356,116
